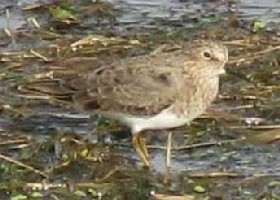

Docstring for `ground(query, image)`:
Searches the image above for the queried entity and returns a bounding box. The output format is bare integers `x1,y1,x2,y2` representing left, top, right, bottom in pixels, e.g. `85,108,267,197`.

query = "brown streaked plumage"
72,40,228,167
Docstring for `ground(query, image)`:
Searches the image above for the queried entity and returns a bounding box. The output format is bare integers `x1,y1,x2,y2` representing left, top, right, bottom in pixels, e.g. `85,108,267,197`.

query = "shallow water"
0,0,279,199
239,0,280,22
1,0,279,30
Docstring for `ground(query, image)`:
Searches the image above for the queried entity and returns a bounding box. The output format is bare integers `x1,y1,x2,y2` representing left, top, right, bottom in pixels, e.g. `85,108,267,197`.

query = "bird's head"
184,40,228,77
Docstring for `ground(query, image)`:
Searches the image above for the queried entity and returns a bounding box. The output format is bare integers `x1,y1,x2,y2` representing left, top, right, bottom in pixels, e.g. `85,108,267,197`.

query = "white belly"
101,109,190,134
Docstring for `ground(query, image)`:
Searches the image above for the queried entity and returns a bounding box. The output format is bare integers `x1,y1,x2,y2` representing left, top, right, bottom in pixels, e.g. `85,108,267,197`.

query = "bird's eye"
202,51,211,59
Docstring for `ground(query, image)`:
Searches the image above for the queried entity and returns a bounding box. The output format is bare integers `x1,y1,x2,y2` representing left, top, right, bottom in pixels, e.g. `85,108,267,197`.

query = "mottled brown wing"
73,53,188,116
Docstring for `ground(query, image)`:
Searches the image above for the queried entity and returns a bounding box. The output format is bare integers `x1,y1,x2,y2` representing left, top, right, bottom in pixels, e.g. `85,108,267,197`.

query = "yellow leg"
163,132,172,183
166,132,172,169
132,134,150,167
138,134,150,161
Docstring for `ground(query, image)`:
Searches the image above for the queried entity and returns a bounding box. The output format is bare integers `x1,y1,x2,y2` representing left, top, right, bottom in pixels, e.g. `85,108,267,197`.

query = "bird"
71,40,228,167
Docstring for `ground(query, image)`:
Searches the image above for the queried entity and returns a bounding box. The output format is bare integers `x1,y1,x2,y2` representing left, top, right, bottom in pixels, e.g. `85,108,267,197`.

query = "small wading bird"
72,40,228,167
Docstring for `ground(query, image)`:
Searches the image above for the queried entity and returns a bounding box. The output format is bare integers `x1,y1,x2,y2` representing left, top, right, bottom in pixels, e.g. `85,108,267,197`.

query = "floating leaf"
30,192,44,198
193,185,206,193
49,6,76,21
11,194,28,200
268,181,280,188
252,21,266,32
80,148,89,157
74,190,87,197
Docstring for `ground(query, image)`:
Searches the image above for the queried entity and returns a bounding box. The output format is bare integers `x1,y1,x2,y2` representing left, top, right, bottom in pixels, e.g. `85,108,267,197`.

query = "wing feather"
73,52,190,116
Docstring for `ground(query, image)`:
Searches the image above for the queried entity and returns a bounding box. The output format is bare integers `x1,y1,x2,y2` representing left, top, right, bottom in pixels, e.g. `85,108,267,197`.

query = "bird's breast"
173,76,219,119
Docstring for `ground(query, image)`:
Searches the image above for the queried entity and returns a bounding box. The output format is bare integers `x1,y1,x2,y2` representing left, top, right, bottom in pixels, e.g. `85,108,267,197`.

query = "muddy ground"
0,0,279,199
